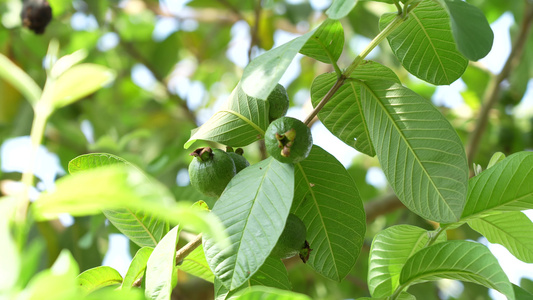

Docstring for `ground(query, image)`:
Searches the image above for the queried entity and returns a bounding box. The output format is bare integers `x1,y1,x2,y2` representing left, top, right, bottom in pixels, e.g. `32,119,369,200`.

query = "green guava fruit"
267,84,289,122
188,147,236,197
270,213,311,262
226,147,250,173
264,117,313,164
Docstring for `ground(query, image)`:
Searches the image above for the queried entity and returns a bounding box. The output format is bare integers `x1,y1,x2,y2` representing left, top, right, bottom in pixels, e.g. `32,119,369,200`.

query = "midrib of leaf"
218,109,265,136
350,82,373,151
360,82,454,216
295,162,339,279
310,36,337,65
125,208,158,246
232,161,272,287
407,234,427,258
402,269,500,290
410,11,449,83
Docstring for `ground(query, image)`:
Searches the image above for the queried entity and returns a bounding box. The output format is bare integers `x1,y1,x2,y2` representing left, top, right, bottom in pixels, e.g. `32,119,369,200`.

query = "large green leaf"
399,240,514,300
468,211,533,263
326,0,358,20
360,80,468,223
292,145,366,281
310,61,400,156
0,53,42,105
380,1,468,85
215,257,291,299
241,29,316,99
368,225,446,297
358,292,415,300
33,165,228,246
145,225,180,300
461,152,533,219
233,286,311,300
77,266,123,293
51,63,115,109
178,245,214,283
185,83,268,148
122,247,154,289
444,0,493,61
300,19,344,64
203,158,294,290
69,153,168,248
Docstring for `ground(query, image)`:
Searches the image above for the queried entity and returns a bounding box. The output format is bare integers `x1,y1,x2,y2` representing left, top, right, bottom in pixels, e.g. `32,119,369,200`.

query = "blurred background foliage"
1,0,532,299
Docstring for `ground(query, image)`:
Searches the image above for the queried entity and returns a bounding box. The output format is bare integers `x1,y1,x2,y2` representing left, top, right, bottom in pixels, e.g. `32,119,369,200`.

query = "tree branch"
466,2,533,168
364,193,404,223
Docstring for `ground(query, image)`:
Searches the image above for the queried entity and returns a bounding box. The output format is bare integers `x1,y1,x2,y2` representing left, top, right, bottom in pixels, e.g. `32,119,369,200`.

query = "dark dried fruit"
188,147,236,197
21,0,53,34
264,117,312,164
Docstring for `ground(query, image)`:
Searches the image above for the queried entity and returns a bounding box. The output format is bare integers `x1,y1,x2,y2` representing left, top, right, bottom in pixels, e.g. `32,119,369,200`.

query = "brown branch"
216,0,246,21
364,193,405,223
248,0,262,61
466,2,533,168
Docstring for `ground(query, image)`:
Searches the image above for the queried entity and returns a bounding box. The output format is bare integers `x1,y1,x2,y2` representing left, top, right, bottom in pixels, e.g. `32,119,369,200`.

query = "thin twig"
364,193,404,223
248,0,262,61
466,2,533,168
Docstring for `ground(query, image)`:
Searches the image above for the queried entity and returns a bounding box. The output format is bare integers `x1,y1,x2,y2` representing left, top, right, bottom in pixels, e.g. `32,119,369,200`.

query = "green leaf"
468,211,533,263
50,49,88,79
51,63,115,109
241,29,316,99
122,247,154,289
203,158,294,290
0,53,42,105
514,284,533,300
33,165,228,246
358,292,415,300
300,19,344,64
84,287,147,300
0,197,20,293
326,0,358,20
69,153,167,248
185,83,268,148
461,152,533,219
215,257,291,299
368,225,446,297
233,286,311,300
399,240,514,300
380,1,468,85
145,225,180,300
487,152,505,169
444,0,493,61
310,61,400,156
292,145,366,281
360,80,468,223
77,266,123,293
178,245,214,283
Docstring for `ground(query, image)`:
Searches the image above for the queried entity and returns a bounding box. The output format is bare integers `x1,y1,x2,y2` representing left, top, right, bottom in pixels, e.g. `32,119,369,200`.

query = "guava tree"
1,0,533,299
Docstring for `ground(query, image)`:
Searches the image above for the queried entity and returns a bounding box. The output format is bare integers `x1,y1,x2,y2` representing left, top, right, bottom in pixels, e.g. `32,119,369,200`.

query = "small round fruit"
188,147,236,197
267,84,289,122
271,214,307,260
226,147,250,173
264,117,312,164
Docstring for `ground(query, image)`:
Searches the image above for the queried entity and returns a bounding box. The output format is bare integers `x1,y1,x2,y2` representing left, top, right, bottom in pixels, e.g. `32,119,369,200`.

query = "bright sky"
1,1,533,298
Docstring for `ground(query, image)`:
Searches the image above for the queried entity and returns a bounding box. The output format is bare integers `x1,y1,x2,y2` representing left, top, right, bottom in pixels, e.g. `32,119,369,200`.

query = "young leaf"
145,225,180,300
0,53,42,105
444,0,494,61
468,211,533,263
185,83,268,148
178,245,214,283
214,256,291,299
300,19,344,64
241,29,316,99
461,152,533,219
232,286,311,300
292,145,366,281
326,0,358,20
51,63,115,109
368,225,446,297
487,152,506,169
310,61,400,156
399,240,514,300
203,158,294,290
360,80,468,223
380,1,468,85
33,165,228,245
69,153,167,248
122,247,154,289
77,266,123,293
